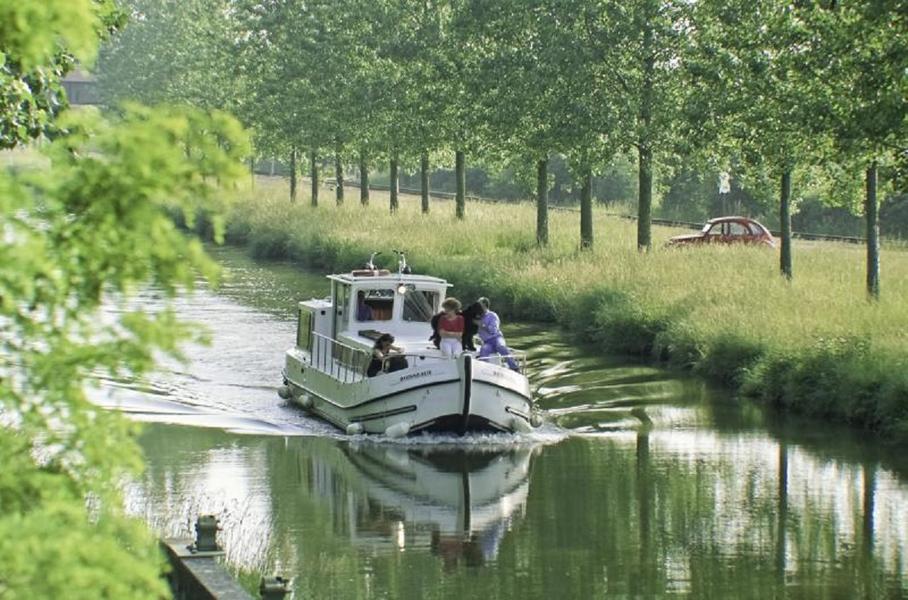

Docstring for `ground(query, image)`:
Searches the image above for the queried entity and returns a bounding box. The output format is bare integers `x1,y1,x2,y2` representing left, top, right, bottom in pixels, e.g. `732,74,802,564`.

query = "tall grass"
224,177,908,440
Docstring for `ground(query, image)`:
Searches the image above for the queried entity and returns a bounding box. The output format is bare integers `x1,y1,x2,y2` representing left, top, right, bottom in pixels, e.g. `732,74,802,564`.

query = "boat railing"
475,349,528,374
308,332,529,380
310,332,372,383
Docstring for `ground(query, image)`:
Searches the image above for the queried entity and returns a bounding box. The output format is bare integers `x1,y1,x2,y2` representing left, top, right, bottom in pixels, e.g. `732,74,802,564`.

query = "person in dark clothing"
429,312,442,349
459,302,482,351
367,334,406,377
356,291,373,321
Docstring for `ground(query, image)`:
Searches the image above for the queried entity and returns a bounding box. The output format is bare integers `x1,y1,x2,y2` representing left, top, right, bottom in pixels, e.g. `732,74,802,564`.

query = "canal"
102,247,908,599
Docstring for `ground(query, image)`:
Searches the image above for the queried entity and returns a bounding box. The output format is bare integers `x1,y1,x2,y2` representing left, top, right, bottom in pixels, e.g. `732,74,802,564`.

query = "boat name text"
399,370,432,382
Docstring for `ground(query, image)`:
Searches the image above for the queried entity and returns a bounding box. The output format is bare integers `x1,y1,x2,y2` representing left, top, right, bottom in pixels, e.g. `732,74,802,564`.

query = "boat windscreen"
403,290,438,322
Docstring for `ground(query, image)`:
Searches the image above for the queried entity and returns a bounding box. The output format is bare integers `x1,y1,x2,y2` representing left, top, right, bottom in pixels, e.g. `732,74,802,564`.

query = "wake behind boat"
278,252,542,437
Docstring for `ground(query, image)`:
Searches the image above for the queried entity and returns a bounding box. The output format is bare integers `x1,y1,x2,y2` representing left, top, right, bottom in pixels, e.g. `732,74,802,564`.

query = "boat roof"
328,270,451,287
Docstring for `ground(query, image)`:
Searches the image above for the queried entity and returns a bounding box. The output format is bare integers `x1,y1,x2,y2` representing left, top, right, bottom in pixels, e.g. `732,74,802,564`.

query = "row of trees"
96,0,905,296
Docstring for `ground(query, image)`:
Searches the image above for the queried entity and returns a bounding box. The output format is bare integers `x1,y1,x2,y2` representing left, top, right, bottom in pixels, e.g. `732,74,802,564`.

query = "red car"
667,216,776,248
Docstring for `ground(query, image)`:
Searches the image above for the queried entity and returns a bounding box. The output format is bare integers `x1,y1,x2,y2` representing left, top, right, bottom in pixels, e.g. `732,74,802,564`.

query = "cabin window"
403,290,438,322
297,307,312,350
356,289,394,322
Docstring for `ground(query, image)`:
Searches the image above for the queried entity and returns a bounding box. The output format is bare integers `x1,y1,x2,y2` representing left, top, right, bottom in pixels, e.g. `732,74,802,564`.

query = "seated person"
366,333,408,377
476,297,518,371
356,291,373,321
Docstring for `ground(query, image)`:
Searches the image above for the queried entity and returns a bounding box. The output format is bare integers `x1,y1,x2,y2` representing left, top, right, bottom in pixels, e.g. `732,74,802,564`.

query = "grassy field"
221,176,908,440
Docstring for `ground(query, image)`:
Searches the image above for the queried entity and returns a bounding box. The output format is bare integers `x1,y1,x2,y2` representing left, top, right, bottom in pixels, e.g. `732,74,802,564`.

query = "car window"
728,222,748,236
706,223,724,236
748,222,766,236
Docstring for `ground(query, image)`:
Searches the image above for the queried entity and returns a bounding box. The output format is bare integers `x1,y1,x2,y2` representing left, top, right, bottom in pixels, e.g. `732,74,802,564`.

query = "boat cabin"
296,269,451,357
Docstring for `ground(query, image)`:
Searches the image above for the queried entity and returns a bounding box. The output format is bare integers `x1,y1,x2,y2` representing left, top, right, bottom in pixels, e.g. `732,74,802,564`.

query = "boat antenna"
366,251,382,271
393,250,411,274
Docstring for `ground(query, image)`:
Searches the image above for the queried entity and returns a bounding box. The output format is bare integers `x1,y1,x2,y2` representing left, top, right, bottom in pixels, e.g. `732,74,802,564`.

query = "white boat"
279,253,542,437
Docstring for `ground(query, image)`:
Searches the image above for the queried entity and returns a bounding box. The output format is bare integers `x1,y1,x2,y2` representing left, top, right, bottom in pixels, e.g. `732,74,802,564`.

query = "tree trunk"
637,21,655,253
780,170,792,280
359,151,369,206
420,151,430,214
580,166,593,250
455,150,466,220
865,162,880,299
310,150,318,208
335,142,344,206
536,158,548,246
390,154,399,213
269,159,275,176
637,144,652,252
250,158,255,189
289,148,297,203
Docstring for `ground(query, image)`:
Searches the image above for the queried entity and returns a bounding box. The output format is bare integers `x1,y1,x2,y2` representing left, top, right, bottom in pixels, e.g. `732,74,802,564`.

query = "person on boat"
438,298,464,357
459,301,482,351
430,301,479,351
429,312,441,348
356,291,373,321
367,333,406,377
476,297,519,371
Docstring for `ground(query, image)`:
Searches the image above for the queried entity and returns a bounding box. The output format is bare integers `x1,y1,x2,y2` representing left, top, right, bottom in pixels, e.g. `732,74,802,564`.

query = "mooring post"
194,514,221,552
161,515,255,599
260,576,291,600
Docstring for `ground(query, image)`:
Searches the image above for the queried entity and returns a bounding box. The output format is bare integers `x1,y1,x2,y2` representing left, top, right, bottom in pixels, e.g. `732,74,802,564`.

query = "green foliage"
1,104,248,597
0,433,168,599
97,0,241,113
0,0,125,149
742,337,908,437
227,184,908,439
586,289,669,357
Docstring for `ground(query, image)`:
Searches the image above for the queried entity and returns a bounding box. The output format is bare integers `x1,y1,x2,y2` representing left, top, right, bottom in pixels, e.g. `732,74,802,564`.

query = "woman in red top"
438,297,464,357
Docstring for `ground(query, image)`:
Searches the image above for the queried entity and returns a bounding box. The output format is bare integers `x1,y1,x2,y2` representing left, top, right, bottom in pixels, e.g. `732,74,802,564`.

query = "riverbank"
218,177,908,441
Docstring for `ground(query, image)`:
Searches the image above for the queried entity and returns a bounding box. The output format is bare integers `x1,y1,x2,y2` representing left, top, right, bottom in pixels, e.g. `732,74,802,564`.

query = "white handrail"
309,331,371,383
308,331,529,380
476,350,527,374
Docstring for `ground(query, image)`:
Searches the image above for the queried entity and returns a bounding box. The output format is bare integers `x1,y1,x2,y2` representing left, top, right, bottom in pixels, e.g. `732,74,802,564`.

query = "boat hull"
283,350,535,435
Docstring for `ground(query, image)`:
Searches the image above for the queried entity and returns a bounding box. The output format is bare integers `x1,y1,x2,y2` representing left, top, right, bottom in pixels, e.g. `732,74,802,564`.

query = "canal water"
104,247,908,599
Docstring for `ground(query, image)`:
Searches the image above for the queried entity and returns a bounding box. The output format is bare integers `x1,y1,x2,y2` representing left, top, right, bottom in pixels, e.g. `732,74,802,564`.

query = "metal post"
260,576,291,600
194,515,220,552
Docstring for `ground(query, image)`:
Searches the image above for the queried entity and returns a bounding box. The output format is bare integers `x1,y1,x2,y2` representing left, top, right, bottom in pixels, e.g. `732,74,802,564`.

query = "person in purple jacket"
475,297,519,371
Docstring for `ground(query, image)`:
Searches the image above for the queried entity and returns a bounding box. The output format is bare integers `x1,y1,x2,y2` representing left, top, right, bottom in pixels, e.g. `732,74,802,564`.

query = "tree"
0,0,124,148
811,2,908,299
455,0,622,247
96,0,241,112
587,0,692,252
1,4,250,596
688,1,833,279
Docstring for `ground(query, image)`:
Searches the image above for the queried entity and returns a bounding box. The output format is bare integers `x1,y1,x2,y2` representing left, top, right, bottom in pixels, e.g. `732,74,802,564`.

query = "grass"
220,176,908,440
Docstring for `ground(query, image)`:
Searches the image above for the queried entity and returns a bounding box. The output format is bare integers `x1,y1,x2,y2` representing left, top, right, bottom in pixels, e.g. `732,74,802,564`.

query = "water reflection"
128,426,537,573
330,443,534,568
130,419,908,598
